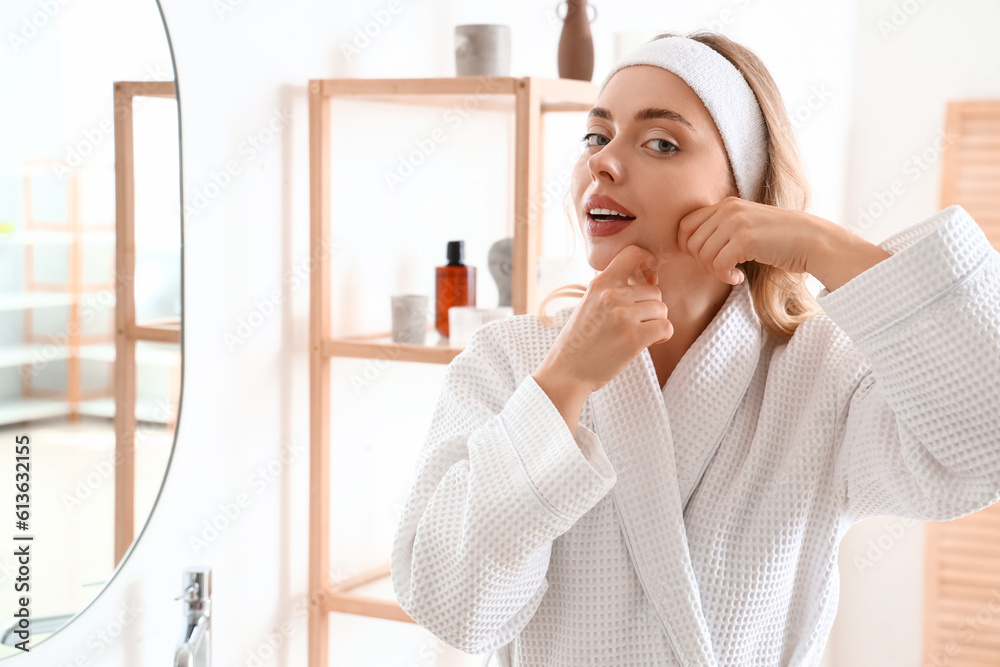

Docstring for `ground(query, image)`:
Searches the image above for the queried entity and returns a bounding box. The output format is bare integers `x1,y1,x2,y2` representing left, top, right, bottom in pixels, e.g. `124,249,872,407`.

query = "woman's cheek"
640,202,686,255
570,160,588,199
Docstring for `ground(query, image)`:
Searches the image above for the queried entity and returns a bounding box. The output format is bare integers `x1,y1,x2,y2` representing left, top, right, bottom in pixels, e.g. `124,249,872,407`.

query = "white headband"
597,36,768,201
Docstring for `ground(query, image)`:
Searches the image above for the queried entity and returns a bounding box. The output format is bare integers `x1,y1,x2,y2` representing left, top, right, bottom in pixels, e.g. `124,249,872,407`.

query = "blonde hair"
539,30,821,340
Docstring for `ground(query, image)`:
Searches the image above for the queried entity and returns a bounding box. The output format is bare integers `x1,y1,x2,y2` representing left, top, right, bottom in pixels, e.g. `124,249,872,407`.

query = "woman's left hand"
676,196,827,285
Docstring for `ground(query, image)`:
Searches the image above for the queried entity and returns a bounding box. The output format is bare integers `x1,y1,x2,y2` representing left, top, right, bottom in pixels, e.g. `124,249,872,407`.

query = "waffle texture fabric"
390,204,1000,666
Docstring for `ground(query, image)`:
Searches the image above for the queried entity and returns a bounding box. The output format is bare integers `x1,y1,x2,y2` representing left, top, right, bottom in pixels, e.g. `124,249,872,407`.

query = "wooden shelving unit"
0,80,180,568
0,160,118,424
307,76,596,666
112,79,181,565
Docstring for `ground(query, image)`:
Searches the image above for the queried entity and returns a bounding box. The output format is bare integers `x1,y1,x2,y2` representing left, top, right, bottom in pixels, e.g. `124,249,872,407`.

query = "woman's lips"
586,212,633,237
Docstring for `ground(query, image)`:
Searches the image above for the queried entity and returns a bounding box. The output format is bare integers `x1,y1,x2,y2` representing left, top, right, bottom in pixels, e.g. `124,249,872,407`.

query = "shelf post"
308,79,332,667
113,81,137,567
513,77,543,316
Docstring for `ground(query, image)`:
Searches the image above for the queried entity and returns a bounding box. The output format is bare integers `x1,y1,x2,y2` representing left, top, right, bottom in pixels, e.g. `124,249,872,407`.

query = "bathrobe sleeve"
389,319,617,653
816,204,1000,524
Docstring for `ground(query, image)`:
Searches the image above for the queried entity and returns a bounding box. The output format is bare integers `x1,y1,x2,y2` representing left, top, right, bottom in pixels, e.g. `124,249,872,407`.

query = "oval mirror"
0,0,181,654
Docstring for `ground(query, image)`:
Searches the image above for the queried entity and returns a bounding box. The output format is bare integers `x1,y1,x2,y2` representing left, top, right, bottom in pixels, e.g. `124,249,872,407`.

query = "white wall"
15,1,998,665
830,2,1000,667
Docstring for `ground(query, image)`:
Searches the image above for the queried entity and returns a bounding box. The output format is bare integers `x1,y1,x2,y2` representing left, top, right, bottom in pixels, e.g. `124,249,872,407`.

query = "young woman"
391,31,1000,666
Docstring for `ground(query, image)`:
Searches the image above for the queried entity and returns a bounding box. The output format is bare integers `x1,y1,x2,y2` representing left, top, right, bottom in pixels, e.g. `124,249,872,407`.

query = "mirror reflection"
0,0,180,653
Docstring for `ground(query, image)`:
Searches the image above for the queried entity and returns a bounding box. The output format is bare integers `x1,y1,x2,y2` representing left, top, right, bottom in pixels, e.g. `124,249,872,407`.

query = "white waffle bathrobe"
390,205,1000,666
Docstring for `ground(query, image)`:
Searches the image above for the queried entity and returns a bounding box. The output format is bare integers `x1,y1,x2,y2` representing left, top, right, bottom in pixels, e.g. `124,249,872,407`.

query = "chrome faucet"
174,567,211,667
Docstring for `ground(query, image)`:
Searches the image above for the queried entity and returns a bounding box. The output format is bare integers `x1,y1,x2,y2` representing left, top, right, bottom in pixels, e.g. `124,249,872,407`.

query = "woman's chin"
584,247,620,273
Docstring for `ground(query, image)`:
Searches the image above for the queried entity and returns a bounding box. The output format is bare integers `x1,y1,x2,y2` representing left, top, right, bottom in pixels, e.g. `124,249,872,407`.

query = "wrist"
806,215,892,293
533,363,590,401
533,360,593,409
532,365,589,439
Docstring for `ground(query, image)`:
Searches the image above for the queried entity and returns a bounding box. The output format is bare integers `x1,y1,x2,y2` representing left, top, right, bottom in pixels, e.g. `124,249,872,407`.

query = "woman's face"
570,64,738,272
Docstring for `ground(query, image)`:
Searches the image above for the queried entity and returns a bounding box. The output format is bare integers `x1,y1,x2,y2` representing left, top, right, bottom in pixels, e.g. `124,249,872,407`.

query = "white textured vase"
455,24,511,77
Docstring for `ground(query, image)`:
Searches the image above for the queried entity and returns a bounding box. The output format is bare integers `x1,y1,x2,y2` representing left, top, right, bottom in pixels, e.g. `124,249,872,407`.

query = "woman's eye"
646,138,678,154
580,133,678,154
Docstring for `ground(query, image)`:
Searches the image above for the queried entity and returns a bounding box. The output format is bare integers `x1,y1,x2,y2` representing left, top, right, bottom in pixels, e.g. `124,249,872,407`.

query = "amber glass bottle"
435,240,476,338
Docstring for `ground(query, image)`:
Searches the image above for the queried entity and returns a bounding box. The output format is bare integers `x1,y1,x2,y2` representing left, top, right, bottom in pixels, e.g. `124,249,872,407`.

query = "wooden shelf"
316,76,595,114
78,342,180,365
322,563,415,624
128,317,181,344
0,342,178,369
309,75,598,667
0,398,72,427
0,344,72,368
324,330,462,364
77,397,176,423
0,291,121,312
0,230,117,245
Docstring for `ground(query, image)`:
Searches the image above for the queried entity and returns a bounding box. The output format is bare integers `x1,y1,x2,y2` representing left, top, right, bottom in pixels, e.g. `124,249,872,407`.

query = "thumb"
606,244,660,285
627,263,658,286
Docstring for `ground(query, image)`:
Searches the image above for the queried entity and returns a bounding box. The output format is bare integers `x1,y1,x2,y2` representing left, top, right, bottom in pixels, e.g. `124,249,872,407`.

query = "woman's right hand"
536,244,673,396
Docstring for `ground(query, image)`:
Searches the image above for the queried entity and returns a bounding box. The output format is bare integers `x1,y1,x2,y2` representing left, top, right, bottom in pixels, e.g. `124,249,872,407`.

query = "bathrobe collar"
588,280,763,666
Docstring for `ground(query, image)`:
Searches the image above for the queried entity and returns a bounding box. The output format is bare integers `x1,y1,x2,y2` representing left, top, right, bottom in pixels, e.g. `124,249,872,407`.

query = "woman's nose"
588,140,623,182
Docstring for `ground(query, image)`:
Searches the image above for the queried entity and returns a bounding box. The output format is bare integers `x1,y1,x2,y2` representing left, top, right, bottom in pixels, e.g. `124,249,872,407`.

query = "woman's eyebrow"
587,105,695,133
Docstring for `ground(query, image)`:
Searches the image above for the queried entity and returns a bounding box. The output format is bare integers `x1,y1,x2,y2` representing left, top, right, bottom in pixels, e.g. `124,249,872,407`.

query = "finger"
676,203,718,252
627,283,664,304
683,212,720,266
713,238,747,285
698,225,733,281
602,244,661,285
629,301,667,322
627,261,659,286
638,317,674,345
